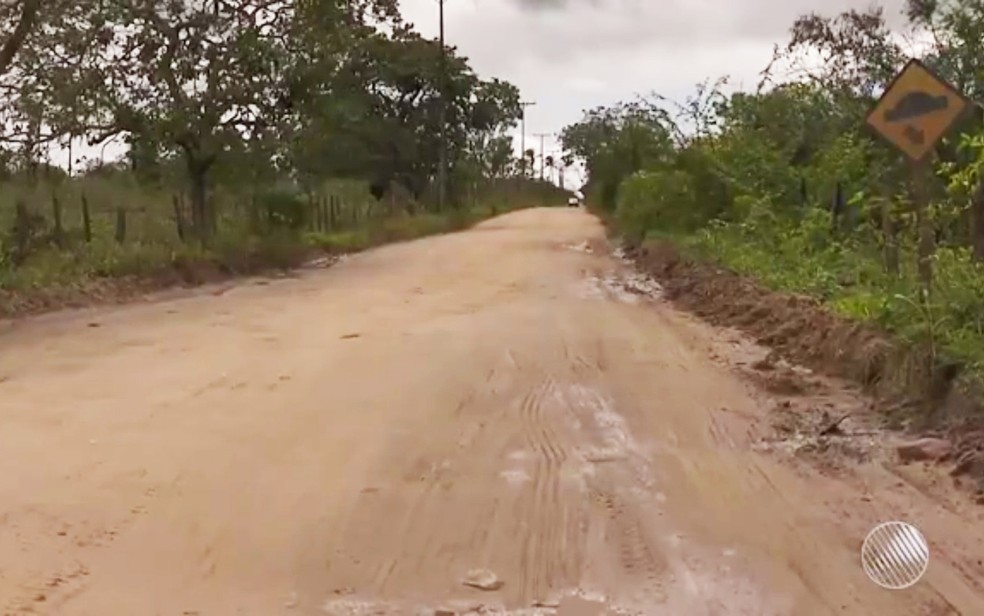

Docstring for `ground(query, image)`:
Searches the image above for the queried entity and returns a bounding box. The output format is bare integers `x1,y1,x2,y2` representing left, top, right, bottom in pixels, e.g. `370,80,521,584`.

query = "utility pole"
437,0,447,210
519,101,535,178
546,151,560,186
533,132,552,181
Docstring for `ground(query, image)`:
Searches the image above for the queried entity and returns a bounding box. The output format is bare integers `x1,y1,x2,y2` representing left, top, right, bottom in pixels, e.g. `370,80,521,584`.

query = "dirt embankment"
629,240,984,493
0,251,335,319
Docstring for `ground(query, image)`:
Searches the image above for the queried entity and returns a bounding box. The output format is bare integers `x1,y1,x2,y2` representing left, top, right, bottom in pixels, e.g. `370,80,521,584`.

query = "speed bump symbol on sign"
866,58,972,162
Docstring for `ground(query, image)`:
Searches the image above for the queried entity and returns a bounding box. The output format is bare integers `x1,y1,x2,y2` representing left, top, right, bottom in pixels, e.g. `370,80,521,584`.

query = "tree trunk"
0,0,41,76
190,171,207,241
185,156,213,244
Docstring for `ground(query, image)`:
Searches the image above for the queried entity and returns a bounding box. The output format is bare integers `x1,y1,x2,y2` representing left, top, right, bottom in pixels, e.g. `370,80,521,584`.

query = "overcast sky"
399,0,910,185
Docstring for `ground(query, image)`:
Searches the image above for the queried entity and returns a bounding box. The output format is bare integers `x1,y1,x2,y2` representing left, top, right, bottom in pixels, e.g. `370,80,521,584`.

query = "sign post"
865,58,972,291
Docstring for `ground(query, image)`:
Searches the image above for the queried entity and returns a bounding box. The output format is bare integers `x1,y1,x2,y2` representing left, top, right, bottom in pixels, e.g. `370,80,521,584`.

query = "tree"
785,7,904,99
0,0,42,75
561,100,674,210
13,0,294,239
9,0,410,240
283,24,519,207
0,0,525,243
906,0,984,259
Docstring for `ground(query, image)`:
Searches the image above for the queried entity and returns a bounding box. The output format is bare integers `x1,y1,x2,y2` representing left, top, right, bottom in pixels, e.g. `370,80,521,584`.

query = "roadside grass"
652,213,984,381
305,210,478,253
0,176,557,316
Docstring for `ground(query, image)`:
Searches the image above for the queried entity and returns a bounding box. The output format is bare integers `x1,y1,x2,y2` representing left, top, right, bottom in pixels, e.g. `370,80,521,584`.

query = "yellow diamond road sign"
866,58,971,162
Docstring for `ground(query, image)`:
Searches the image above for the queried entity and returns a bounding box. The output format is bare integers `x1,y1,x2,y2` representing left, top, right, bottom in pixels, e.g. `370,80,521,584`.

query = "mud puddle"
576,270,663,305
321,590,609,615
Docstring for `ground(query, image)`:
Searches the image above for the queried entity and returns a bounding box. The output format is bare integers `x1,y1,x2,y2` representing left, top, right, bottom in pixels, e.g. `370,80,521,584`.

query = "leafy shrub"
679,209,984,377
5,202,50,265
616,169,697,241
253,189,309,231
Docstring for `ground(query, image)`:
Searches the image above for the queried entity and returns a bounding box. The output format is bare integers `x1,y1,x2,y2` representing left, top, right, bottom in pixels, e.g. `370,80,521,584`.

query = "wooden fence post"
13,200,30,263
115,208,127,243
51,193,64,248
248,192,259,230
81,193,92,243
208,196,218,238
173,194,186,242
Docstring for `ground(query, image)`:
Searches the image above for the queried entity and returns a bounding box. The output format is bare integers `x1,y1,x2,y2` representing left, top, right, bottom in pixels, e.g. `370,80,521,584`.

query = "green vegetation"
0,0,565,314
0,175,562,310
562,1,984,379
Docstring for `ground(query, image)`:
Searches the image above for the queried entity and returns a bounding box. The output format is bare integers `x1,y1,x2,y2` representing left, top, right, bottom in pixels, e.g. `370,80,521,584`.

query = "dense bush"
616,170,697,241
562,4,984,382
254,189,310,232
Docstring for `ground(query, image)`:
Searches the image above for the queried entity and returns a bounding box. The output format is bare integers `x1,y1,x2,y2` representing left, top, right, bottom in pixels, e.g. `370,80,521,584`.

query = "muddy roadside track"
615,239,984,505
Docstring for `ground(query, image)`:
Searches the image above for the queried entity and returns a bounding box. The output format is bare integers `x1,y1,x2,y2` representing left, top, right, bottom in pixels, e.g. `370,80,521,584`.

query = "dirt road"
1,208,983,615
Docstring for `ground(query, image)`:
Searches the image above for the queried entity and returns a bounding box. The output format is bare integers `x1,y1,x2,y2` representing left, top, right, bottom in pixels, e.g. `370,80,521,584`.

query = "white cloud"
566,77,607,94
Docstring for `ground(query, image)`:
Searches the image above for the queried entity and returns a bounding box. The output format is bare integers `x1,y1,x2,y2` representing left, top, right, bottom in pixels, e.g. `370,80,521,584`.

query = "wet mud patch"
575,262,663,305
320,590,614,615
741,354,821,397
753,398,884,474
564,241,594,255
623,240,984,496
709,325,887,475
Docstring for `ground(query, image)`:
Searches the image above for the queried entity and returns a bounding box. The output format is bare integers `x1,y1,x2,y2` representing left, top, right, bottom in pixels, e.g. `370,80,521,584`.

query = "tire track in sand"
588,470,670,606
556,377,671,609
517,377,570,601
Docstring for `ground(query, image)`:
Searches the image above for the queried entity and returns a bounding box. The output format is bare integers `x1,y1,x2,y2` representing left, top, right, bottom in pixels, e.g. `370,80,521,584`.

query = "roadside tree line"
0,0,555,291
562,0,984,379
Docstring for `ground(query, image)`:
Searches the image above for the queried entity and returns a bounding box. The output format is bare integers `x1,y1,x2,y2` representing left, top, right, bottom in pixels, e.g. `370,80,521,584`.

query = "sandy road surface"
1,208,984,615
